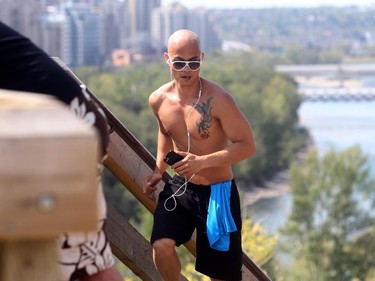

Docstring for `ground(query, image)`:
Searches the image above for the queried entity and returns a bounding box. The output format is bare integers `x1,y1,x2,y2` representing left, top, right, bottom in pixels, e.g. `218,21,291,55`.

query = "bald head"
167,29,201,54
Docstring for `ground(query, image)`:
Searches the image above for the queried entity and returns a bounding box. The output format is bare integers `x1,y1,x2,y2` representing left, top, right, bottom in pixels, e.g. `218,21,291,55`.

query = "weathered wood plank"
105,204,165,281
0,90,100,281
0,90,98,239
105,131,162,213
0,240,58,281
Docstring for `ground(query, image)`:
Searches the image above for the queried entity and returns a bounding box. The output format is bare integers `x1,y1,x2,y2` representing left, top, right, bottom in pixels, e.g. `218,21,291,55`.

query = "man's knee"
152,238,176,257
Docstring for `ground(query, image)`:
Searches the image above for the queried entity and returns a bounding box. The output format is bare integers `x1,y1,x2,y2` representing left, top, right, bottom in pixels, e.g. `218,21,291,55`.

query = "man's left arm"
176,92,255,175
202,92,255,167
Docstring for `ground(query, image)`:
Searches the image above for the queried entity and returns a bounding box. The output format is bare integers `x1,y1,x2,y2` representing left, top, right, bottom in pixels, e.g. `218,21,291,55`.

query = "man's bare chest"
160,106,214,140
161,96,214,139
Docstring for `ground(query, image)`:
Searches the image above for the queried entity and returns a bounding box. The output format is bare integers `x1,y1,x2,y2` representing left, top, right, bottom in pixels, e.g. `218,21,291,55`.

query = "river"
246,100,375,235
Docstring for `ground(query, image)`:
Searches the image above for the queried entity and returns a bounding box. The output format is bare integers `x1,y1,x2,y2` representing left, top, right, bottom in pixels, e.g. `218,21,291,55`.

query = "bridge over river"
275,63,375,102
298,87,375,102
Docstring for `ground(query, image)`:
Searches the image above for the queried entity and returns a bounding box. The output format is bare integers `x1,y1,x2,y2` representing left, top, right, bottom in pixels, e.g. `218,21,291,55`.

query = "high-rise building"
151,3,221,54
1,0,103,67
188,8,221,54
127,0,161,34
0,0,220,66
0,0,44,44
151,2,188,53
39,6,65,57
126,0,161,52
61,2,101,67
97,0,128,63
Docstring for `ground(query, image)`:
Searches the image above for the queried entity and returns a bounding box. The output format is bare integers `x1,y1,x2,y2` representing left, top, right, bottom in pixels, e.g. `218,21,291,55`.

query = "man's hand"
172,151,203,177
143,173,162,195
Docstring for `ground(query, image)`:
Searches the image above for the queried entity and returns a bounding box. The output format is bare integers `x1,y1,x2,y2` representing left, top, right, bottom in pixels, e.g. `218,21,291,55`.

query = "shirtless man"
143,29,256,281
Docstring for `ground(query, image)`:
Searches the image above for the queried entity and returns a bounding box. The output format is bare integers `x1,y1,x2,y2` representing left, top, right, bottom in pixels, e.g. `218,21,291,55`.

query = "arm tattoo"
195,97,213,139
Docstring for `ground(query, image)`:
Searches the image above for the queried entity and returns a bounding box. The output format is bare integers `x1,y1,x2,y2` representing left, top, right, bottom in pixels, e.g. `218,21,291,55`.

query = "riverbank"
241,139,314,206
242,170,291,206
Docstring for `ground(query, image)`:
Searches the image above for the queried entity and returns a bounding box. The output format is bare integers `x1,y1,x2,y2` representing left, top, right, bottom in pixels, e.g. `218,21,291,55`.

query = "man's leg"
152,238,181,281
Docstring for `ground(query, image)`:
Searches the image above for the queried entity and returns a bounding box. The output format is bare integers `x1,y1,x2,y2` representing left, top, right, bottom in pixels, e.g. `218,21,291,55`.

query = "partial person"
0,22,123,281
143,29,256,281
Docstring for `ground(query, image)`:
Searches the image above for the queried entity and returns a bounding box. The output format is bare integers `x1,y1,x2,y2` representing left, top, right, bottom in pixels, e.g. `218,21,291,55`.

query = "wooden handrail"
0,91,99,281
54,58,271,281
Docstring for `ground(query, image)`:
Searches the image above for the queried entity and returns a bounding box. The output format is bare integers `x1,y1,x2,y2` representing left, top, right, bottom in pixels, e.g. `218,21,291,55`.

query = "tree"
280,145,375,281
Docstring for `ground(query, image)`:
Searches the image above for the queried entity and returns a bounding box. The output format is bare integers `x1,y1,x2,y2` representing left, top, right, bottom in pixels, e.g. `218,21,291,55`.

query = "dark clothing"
151,175,243,281
0,21,108,157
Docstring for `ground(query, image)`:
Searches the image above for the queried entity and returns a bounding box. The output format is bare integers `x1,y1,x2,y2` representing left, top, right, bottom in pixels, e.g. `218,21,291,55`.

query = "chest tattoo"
195,97,213,139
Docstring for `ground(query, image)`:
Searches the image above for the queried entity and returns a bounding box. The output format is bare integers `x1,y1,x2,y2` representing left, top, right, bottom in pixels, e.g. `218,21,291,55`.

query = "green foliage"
242,218,278,265
280,145,375,281
114,256,141,281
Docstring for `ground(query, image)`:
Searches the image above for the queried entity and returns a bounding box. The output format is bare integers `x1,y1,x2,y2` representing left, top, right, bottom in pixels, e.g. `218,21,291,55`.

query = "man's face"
165,40,204,84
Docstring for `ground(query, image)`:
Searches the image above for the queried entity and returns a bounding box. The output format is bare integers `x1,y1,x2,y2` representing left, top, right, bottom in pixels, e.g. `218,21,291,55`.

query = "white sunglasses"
167,54,202,71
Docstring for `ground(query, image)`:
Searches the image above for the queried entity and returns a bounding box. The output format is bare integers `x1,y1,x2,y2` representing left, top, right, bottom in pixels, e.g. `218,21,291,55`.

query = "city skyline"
162,0,375,9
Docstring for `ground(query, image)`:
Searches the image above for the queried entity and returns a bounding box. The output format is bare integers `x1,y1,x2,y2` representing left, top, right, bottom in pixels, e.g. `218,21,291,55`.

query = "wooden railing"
56,58,272,281
0,91,99,281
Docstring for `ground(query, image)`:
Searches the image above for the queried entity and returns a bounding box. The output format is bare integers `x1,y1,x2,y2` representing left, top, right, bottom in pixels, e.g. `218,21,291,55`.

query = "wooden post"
0,90,99,281
0,240,58,281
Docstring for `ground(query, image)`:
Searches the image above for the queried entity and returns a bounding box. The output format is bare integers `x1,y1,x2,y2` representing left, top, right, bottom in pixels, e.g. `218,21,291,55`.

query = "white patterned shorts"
57,183,115,281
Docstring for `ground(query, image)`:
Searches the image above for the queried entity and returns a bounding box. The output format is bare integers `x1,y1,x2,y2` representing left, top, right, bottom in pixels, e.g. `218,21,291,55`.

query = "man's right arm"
143,120,172,195
143,93,173,195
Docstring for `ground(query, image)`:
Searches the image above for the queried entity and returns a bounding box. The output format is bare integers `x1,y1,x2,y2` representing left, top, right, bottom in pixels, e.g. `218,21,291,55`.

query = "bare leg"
80,265,123,281
153,238,181,281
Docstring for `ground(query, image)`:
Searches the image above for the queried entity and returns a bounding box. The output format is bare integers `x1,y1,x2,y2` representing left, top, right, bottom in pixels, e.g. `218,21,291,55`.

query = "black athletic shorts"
151,175,243,281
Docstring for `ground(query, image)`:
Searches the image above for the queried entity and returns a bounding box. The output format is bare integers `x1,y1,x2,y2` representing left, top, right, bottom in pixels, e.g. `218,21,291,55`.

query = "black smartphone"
163,150,184,165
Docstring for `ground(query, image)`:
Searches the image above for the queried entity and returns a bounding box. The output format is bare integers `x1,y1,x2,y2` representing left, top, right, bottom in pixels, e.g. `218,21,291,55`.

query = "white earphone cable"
164,77,202,212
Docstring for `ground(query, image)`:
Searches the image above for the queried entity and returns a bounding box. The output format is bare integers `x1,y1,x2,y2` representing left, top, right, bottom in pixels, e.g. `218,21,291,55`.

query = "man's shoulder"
202,78,226,92
202,79,238,111
149,82,172,109
203,79,231,99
